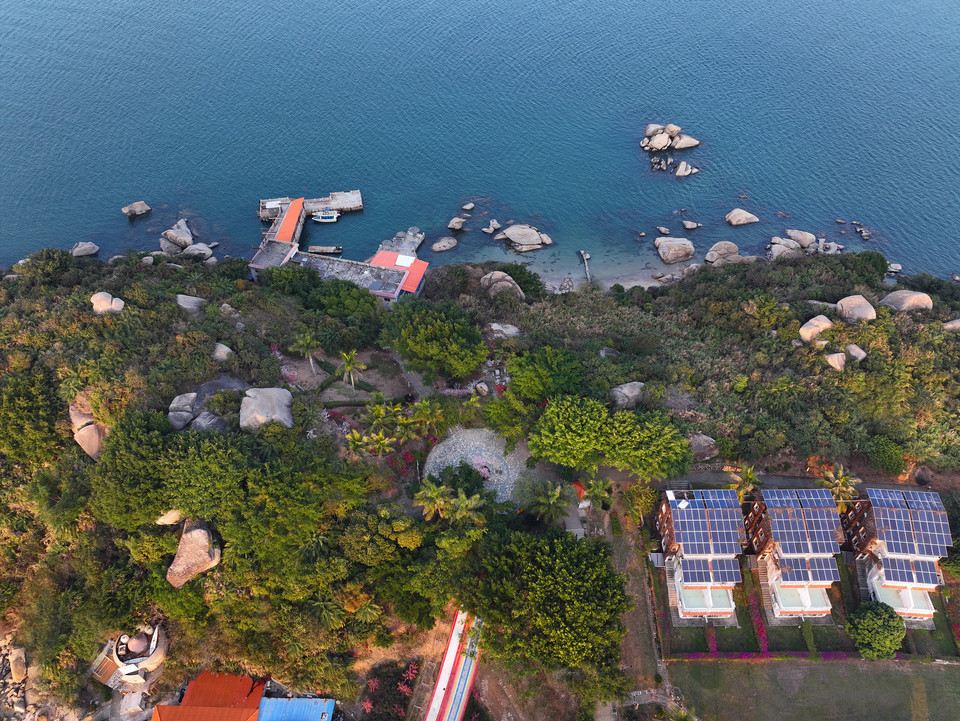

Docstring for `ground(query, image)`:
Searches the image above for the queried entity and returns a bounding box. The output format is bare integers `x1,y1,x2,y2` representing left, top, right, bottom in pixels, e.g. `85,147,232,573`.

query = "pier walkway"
258,190,363,221
422,610,481,721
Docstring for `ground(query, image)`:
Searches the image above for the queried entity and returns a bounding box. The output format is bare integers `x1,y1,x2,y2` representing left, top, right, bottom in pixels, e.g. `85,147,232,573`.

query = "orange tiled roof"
152,707,259,721
369,250,429,294
181,671,265,709
275,198,305,243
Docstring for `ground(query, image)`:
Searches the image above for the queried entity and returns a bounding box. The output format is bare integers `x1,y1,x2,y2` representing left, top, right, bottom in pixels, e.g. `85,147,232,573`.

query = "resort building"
655,489,745,619
841,488,952,622
743,489,843,619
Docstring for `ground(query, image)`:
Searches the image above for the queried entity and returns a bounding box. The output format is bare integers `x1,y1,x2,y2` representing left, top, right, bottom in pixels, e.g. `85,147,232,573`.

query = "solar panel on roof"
682,558,712,583
867,488,909,508
763,490,802,508
875,507,916,555
911,509,952,557
779,558,810,584
795,488,836,508
707,508,744,555
807,556,840,583
700,489,742,508
913,560,940,586
902,491,945,511
711,558,742,584
804,509,840,554
884,557,915,583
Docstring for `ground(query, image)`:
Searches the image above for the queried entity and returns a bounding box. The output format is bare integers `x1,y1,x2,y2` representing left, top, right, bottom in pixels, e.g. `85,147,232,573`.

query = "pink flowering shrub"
706,625,718,655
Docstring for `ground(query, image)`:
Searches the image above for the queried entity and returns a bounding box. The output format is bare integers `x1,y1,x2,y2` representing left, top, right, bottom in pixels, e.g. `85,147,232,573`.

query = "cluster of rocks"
442,201,505,245
797,290,939,370
703,241,759,266
493,224,553,253
641,124,702,177
767,229,843,260
480,270,526,301
90,291,125,315
166,376,248,431
481,219,502,235
157,218,218,264
70,402,110,459
1,641,30,714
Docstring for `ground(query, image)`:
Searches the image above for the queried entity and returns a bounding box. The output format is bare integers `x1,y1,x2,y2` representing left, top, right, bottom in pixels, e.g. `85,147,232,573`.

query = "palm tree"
818,464,861,511
415,480,454,521
345,429,366,455
354,600,383,624
289,331,323,375
310,598,346,631
362,402,390,433
367,431,396,457
583,478,613,510
395,415,421,446
337,349,367,395
530,483,572,525
667,708,697,721
412,399,443,436
449,489,486,526
725,465,762,502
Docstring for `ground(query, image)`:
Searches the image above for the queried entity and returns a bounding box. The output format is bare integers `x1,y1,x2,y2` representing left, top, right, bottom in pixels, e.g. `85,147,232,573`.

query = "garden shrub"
846,601,906,659
866,436,906,476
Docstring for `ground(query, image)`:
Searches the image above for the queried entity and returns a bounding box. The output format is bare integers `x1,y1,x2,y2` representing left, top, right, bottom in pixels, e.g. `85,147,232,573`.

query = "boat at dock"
306,245,343,256
312,208,341,223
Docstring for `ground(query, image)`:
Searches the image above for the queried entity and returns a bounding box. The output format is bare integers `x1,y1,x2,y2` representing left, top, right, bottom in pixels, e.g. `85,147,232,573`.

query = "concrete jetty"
258,190,363,221
580,249,592,283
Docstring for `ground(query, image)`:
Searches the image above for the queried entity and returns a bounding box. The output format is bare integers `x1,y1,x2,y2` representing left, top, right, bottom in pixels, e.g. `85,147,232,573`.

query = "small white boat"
312,208,340,223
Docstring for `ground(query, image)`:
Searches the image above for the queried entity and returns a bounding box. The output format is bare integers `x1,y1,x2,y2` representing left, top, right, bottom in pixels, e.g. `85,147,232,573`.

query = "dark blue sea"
2,0,959,282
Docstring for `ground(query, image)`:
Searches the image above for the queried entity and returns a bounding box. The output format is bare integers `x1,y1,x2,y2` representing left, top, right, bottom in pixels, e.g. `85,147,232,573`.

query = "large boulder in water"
71,241,100,257
672,134,701,149
654,237,694,264
725,208,759,226
644,123,664,137
705,241,739,264
837,295,877,322
879,290,933,312
121,201,151,217
431,237,458,252
502,224,551,251
647,133,672,151
166,519,221,588
240,388,293,432
785,229,817,248
162,219,193,248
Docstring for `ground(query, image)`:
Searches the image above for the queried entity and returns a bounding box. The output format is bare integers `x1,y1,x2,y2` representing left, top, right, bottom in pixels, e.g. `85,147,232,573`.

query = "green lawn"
765,624,805,652
669,658,960,721
908,595,959,658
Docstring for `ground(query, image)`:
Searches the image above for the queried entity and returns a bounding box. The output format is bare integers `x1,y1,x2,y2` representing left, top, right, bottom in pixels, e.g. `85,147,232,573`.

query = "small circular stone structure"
423,428,530,501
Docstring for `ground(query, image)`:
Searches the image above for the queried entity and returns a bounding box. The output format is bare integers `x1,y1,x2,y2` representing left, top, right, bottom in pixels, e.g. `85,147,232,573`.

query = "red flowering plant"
360,660,419,721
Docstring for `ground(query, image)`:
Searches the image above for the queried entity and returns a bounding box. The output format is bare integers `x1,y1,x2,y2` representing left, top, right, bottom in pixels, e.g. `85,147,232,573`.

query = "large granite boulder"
447,217,465,231
725,208,759,226
74,423,108,459
168,392,199,430
672,134,701,149
846,343,867,362
785,229,817,248
176,294,206,312
675,161,698,178
240,388,294,432
644,123,665,137
664,123,682,137
122,201,151,217
159,238,183,256
166,519,221,588
212,343,233,362
655,237,695,264
69,404,95,434
825,353,846,371
879,290,933,312
799,315,834,343
91,291,124,315
705,241,739,264
682,220,702,230
162,219,193,248
189,412,229,432
71,241,100,257
431,237,458,252
688,432,718,462
647,133,672,151
9,647,27,684
486,323,522,339
610,381,646,410
182,242,213,260
837,295,877,322
156,509,184,525
479,271,525,301
943,319,960,332
501,224,552,252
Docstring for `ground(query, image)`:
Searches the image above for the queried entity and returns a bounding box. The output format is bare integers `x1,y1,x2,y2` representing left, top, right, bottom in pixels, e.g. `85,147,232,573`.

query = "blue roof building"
258,698,335,721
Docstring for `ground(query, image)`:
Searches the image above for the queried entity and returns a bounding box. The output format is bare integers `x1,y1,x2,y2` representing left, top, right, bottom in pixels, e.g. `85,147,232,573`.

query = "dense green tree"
528,395,609,472
507,347,585,401
603,411,691,480
162,432,255,523
0,372,62,469
725,466,762,502
846,601,905,659
381,299,487,378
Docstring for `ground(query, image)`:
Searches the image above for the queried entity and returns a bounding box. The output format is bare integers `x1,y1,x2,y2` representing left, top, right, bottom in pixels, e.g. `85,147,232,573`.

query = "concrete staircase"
757,557,774,611
665,558,680,609
855,557,872,602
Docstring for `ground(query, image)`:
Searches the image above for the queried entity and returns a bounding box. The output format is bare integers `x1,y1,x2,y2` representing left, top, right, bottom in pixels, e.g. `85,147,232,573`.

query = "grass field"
668,659,960,721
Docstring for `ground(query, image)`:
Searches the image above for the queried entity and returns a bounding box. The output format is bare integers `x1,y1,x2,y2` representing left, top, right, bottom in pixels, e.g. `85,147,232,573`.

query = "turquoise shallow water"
1,0,959,280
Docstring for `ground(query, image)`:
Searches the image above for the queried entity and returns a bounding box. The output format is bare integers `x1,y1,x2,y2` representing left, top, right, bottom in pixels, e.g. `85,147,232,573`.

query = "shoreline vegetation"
2,243,960,721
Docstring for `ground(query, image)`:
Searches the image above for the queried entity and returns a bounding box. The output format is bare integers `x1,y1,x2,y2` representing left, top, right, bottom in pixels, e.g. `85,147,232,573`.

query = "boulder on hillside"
879,290,933,312
156,509,184,525
431,237,458,252
9,647,27,684
176,294,206,312
799,315,834,343
480,271,526,301
846,343,867,362
74,423,108,459
122,201,151,217
162,219,193,248
486,323,522,339
159,238,183,256
610,381,646,410
71,241,100,257
943,319,960,332
725,208,759,226
212,343,233,362
166,519,221,588
825,353,846,371
90,291,124,315
837,295,877,322
785,229,817,248
688,432,718,462
654,237,694,264
240,388,294,432
69,404,95,434
182,243,213,260
189,411,229,432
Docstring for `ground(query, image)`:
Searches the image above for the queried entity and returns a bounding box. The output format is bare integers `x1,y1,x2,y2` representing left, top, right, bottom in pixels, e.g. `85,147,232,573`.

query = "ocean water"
1,0,959,282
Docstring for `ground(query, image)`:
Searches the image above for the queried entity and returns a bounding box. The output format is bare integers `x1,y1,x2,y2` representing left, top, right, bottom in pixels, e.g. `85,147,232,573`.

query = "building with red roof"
369,251,429,297
150,672,265,721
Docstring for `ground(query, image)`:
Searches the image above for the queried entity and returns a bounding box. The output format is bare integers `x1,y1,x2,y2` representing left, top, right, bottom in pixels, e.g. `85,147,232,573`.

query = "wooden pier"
258,190,363,221
579,249,592,283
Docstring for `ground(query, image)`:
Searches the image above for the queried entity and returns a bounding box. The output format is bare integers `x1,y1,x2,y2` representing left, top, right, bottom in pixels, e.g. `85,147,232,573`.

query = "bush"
381,299,487,378
866,436,905,476
507,347,585,401
846,601,905,659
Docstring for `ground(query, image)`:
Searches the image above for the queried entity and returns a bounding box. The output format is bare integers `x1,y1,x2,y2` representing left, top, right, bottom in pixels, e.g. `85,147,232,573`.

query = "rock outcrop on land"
431,237,458,252
785,229,817,247
768,237,804,260
90,291,125,315
610,381,645,410
166,519,221,588
825,353,846,371
799,315,833,343
495,224,553,253
688,432,718,461
240,388,294,432
654,237,694,264
69,401,110,459
122,201,151,217
486,323,522,339
182,243,213,260
879,290,933,312
725,208,759,226
176,294,206,312
837,295,877,322
480,271,526,301
212,343,233,362
846,343,867,362
943,319,960,332
162,219,193,248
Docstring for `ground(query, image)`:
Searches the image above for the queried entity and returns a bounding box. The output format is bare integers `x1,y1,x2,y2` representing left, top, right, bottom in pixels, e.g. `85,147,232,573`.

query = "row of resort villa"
248,193,430,306
655,486,953,626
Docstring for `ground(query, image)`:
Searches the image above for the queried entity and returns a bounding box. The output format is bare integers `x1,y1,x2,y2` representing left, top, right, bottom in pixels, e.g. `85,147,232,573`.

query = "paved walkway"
424,611,481,721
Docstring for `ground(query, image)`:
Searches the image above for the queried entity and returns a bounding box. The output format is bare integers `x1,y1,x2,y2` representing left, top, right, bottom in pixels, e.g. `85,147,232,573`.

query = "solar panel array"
866,488,952,559
681,557,742,585
883,557,940,586
669,490,744,558
778,556,841,585
763,488,841,556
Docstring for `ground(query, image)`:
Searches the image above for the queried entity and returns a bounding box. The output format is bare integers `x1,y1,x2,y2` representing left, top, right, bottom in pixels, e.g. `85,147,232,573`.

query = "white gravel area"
423,428,530,501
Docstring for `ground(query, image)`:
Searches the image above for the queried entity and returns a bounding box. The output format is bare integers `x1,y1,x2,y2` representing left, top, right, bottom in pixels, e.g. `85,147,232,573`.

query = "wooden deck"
258,190,363,220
